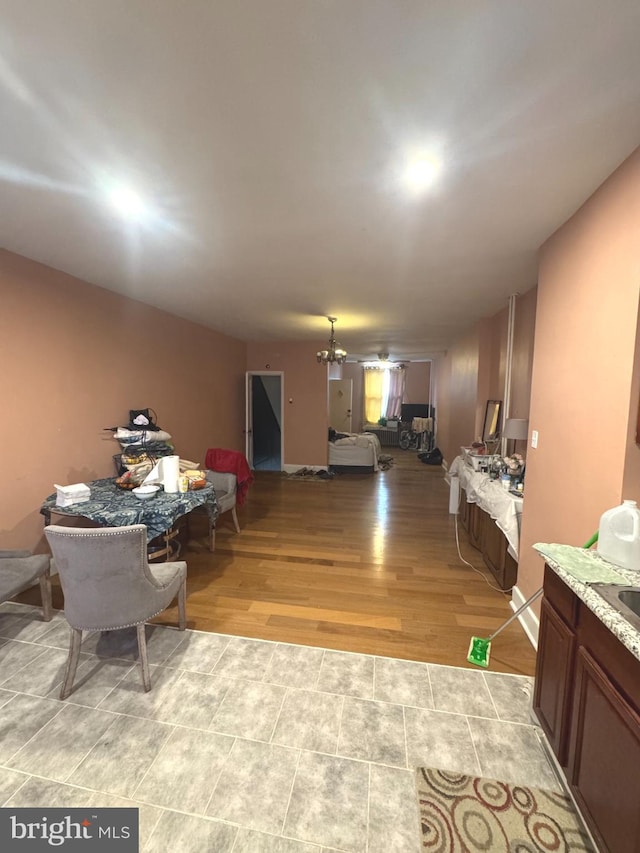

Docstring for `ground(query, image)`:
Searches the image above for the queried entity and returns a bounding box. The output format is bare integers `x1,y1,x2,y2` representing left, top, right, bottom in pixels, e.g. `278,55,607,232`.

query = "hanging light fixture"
316,316,347,365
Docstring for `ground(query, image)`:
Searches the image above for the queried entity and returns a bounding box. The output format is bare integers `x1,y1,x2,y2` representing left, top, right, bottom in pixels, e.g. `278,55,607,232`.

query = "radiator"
364,426,400,447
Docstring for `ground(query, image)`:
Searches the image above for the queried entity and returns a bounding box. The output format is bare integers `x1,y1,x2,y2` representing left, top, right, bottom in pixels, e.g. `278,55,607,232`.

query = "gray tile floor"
0,601,561,852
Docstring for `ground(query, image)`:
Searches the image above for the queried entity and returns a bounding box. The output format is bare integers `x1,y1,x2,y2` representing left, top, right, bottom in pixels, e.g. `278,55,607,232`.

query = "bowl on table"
132,485,160,500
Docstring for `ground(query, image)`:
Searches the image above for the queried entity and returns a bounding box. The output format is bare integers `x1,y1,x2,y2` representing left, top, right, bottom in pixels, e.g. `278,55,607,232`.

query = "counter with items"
532,542,640,852
449,455,523,557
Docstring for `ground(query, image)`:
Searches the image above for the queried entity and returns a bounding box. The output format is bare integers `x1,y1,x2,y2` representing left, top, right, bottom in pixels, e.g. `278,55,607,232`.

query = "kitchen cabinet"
459,487,517,590
534,597,576,765
533,564,640,852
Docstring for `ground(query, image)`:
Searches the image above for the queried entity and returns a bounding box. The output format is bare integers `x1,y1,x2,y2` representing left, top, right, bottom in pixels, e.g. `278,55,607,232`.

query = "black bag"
418,447,443,465
128,408,160,431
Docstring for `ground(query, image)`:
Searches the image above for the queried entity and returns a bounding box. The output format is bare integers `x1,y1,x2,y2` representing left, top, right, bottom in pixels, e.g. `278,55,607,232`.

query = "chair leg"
60,628,83,700
178,579,187,630
137,623,151,692
39,569,52,622
231,506,240,533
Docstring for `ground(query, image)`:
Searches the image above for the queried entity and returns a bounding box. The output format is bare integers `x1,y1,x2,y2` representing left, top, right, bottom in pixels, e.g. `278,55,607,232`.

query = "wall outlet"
531,430,538,449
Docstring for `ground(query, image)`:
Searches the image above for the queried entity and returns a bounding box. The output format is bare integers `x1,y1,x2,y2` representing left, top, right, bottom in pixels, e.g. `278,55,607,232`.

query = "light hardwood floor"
169,451,536,676
27,451,537,676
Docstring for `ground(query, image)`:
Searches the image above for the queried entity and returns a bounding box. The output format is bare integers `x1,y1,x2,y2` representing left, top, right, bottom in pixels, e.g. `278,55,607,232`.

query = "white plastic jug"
597,499,640,571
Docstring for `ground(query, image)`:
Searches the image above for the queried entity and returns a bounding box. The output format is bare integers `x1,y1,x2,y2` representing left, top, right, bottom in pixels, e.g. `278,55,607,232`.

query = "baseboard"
510,585,539,650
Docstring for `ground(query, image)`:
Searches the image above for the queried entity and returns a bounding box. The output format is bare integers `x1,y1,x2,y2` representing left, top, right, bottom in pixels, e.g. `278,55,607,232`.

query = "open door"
245,372,284,471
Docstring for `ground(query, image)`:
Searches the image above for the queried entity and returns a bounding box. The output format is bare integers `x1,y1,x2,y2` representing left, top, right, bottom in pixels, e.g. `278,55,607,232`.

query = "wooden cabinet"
459,490,471,532
568,648,640,853
534,565,640,852
534,597,576,765
459,488,517,590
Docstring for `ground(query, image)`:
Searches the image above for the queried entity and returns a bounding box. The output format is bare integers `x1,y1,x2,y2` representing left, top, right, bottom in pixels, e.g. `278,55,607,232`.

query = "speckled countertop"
534,542,640,662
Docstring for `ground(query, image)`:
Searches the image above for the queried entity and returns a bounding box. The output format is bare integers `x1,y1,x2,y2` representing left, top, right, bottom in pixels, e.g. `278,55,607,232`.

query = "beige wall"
517,146,640,605
0,250,247,551
246,341,329,467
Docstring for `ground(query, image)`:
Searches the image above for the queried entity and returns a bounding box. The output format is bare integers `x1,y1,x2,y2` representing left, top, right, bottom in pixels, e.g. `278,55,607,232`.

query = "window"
363,366,406,423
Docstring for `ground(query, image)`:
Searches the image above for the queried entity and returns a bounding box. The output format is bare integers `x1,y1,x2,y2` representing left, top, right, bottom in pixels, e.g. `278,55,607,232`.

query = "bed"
328,432,382,473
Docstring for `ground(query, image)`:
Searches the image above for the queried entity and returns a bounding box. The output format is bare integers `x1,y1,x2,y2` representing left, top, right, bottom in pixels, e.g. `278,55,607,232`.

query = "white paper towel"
162,455,180,493
142,460,163,486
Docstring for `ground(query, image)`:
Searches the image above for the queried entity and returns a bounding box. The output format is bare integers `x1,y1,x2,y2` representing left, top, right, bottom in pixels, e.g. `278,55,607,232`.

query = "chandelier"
316,316,347,365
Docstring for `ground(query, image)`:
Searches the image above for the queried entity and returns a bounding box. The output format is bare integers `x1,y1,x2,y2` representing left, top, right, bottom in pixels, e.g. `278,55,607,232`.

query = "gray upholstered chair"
0,549,53,622
44,524,187,700
205,469,240,550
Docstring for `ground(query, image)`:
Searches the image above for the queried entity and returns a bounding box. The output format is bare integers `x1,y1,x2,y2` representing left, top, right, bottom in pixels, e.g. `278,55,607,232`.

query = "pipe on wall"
501,293,518,456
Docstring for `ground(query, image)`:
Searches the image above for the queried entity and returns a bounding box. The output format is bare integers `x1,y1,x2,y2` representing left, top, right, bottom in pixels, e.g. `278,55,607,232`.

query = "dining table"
41,477,218,560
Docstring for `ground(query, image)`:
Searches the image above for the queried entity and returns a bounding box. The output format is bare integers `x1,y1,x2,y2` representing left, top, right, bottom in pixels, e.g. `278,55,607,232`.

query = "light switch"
531,430,538,449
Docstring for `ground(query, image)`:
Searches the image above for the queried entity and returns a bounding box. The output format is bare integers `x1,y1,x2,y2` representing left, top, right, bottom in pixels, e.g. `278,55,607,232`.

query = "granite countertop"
534,542,640,662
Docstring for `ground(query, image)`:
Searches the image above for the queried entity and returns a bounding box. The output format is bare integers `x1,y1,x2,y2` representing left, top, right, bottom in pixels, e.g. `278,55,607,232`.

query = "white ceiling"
2,1,640,361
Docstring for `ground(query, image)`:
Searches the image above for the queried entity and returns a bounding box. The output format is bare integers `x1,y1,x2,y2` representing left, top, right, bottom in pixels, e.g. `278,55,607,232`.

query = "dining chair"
44,524,187,699
204,470,240,551
0,549,53,621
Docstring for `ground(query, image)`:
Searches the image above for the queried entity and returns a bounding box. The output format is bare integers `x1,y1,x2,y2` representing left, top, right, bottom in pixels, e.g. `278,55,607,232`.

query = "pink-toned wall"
511,287,537,421
433,288,536,466
404,361,432,407
517,146,640,605
246,341,329,467
433,326,481,464
0,250,247,551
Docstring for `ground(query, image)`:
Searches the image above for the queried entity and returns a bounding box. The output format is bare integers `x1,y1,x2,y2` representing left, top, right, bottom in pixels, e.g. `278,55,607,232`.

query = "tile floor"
0,601,561,852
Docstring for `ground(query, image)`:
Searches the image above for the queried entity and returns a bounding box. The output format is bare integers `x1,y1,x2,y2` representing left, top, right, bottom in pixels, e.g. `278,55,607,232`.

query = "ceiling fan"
358,353,407,367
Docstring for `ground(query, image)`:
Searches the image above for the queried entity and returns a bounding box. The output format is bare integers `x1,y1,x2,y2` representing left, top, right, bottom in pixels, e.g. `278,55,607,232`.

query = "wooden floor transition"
28,451,537,676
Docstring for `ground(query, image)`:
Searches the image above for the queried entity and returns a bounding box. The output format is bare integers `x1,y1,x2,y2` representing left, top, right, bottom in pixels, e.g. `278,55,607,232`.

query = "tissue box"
55,483,91,507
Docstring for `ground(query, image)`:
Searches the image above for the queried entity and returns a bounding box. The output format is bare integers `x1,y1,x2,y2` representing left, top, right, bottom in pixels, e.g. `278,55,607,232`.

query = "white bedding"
328,432,381,471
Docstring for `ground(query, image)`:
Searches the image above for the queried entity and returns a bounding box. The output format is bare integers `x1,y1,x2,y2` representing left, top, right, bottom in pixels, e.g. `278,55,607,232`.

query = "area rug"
416,767,595,852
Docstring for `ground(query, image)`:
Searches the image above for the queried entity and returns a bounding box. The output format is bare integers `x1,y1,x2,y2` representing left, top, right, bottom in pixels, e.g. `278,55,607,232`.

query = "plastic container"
597,499,640,571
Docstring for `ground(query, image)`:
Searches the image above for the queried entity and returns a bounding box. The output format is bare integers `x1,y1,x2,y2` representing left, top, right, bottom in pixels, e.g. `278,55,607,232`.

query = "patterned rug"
416,768,595,852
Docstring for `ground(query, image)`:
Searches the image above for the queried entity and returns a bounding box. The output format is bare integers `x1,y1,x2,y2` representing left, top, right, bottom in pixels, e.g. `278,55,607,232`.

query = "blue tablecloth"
41,478,218,542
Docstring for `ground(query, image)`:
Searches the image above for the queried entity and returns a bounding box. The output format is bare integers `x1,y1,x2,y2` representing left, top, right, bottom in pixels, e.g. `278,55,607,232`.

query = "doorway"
329,379,353,433
245,372,283,471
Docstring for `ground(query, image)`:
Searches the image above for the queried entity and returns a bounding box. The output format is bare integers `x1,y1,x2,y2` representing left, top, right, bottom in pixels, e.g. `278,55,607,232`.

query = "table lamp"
502,418,529,453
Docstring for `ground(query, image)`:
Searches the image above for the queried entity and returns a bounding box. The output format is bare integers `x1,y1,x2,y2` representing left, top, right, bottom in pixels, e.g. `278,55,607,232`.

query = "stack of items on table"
111,409,199,488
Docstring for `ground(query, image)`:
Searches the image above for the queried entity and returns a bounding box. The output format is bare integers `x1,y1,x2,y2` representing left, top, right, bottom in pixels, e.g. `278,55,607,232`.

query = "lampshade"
502,418,529,440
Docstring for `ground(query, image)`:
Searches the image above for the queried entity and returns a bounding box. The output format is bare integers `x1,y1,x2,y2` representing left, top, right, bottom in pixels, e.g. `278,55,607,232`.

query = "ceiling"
2,1,640,362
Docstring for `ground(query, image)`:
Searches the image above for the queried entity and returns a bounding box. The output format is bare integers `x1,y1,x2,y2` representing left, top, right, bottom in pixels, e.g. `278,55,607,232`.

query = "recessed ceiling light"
402,152,441,194
108,184,148,221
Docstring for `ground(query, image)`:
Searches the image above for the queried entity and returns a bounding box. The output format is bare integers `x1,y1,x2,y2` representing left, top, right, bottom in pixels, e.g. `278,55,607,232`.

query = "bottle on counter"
598,499,640,571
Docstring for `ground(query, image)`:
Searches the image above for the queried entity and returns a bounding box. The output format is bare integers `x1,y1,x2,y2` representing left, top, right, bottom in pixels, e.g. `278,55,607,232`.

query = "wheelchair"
399,418,433,451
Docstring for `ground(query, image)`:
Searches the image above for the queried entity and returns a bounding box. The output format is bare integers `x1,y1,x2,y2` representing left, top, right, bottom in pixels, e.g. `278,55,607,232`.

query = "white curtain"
384,368,406,419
